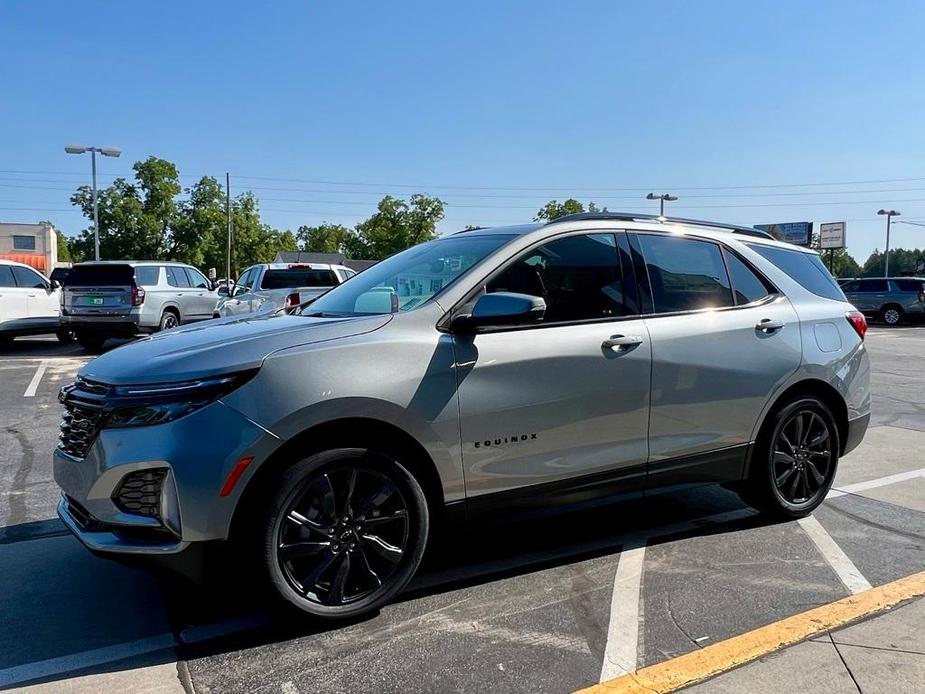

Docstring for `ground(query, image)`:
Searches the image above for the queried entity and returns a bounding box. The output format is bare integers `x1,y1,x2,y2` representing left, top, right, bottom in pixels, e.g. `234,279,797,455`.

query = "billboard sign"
819,222,846,250
754,222,813,246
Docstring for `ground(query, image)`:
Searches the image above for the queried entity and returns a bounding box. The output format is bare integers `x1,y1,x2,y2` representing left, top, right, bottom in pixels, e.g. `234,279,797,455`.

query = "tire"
260,448,429,619
158,310,179,331
0,335,13,349
881,305,903,326
76,332,106,353
736,396,840,519
56,329,75,345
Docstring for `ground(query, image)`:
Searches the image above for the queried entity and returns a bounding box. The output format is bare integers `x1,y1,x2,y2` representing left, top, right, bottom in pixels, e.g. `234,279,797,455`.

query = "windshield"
303,234,513,315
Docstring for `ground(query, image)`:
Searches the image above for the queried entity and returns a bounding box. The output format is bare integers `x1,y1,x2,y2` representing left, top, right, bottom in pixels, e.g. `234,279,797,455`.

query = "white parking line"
600,541,646,681
828,467,925,499
23,361,48,397
797,515,872,594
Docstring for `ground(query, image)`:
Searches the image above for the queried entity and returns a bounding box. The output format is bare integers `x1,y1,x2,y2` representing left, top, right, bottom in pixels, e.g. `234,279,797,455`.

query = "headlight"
104,372,256,429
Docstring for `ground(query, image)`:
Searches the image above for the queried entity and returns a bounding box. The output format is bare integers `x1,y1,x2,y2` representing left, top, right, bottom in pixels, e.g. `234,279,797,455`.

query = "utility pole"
65,144,121,261
226,172,233,281
877,209,900,277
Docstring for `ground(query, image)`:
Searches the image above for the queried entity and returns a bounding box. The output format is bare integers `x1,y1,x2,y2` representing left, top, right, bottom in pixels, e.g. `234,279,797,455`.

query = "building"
0,222,58,274
273,251,378,274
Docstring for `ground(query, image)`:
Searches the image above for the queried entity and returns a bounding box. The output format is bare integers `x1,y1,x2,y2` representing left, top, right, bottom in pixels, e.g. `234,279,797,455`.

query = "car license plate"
88,297,104,305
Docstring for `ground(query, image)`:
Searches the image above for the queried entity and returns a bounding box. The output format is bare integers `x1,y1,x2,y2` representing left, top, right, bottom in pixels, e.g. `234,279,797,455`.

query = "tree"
229,192,297,272
172,176,228,271
55,230,74,263
809,234,860,278
534,199,606,221
296,223,355,254
353,194,445,259
860,248,925,277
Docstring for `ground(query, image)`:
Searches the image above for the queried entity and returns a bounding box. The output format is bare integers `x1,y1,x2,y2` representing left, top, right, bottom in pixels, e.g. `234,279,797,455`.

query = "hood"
80,312,392,385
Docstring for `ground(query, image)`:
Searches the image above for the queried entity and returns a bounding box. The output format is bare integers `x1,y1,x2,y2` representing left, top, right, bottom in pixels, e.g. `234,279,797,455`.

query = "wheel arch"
758,379,849,456
229,417,447,541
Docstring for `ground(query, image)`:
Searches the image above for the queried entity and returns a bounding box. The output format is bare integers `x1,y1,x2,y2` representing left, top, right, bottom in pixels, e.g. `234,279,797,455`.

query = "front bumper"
53,399,278,555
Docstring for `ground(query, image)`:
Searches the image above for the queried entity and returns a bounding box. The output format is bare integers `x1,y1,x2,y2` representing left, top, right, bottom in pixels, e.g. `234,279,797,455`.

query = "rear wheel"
159,310,179,331
736,396,840,519
76,332,106,353
881,305,904,326
260,448,429,619
56,329,75,345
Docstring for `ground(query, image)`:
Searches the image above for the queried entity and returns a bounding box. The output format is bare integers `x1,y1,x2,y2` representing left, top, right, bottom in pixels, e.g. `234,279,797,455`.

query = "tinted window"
0,265,16,287
261,268,337,290
724,249,773,305
13,235,36,250
165,266,191,288
861,279,888,292
235,268,255,291
135,266,160,286
488,233,629,323
11,266,46,288
895,279,925,292
185,268,211,289
637,235,733,313
67,264,134,286
746,244,845,301
841,281,862,293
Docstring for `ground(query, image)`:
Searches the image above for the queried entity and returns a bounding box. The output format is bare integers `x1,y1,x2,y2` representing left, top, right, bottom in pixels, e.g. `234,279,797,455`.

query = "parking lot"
1,327,924,693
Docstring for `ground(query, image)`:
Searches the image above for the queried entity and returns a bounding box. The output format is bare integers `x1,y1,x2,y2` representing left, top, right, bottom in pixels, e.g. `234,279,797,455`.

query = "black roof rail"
547,212,776,240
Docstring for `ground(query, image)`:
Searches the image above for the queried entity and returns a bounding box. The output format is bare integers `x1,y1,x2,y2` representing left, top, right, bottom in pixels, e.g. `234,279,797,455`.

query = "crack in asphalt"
829,632,864,694
6,427,34,528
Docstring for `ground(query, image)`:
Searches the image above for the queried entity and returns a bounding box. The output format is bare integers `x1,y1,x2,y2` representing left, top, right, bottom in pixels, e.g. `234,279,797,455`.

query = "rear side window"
746,244,845,301
488,233,629,323
11,266,46,288
894,279,925,292
636,235,734,313
135,267,160,286
0,265,16,287
723,249,774,305
261,268,338,290
165,267,191,288
67,264,134,286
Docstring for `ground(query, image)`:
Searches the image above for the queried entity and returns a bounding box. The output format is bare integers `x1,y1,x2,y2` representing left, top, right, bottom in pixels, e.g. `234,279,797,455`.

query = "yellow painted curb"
578,569,925,694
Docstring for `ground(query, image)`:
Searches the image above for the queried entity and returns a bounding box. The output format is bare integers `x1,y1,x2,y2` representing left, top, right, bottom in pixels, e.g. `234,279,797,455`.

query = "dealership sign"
819,222,847,250
754,222,813,246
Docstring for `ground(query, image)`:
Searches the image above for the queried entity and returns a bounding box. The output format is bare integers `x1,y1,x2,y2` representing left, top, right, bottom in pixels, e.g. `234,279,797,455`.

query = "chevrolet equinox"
54,213,871,619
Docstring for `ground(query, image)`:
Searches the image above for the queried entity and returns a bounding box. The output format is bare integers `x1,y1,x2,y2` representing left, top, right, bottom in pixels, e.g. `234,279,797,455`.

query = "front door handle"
756,318,785,333
602,335,643,351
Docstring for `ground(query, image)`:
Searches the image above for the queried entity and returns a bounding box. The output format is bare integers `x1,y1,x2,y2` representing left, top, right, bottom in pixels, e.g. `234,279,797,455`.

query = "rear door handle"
756,318,785,332
602,335,643,351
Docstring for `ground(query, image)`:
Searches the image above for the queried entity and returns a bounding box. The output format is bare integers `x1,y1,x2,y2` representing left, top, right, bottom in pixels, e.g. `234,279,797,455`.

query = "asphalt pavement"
0,327,923,693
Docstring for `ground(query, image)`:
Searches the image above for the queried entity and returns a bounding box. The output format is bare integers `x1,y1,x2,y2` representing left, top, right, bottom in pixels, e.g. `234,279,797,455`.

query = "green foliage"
859,248,925,277
353,194,445,259
296,223,355,254
55,230,74,263
534,199,606,221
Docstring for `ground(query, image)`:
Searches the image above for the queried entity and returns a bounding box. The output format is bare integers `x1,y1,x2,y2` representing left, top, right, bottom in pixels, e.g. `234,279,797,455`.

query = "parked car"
0,259,71,345
214,262,355,318
54,213,869,620
840,277,925,325
60,261,221,352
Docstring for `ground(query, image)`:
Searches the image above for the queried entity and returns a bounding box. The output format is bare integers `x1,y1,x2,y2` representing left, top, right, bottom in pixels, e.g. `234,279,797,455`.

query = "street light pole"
877,209,901,277
65,144,122,261
646,192,678,219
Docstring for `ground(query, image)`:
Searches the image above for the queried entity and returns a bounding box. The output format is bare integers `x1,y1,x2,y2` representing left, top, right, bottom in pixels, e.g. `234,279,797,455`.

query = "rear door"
10,265,58,319
0,265,26,325
164,266,195,322
63,264,135,318
631,233,802,485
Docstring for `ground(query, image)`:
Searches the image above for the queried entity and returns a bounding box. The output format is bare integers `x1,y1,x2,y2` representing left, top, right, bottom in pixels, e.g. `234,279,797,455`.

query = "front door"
630,233,802,485
454,232,651,512
0,265,28,324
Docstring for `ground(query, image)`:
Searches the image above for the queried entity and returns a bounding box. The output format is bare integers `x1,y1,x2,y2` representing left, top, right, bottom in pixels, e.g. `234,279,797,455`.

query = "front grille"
112,469,168,518
59,402,105,458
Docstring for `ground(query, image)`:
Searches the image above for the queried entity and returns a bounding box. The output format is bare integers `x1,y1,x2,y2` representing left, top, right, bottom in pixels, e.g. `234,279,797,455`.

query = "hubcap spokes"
278,467,409,606
773,410,832,504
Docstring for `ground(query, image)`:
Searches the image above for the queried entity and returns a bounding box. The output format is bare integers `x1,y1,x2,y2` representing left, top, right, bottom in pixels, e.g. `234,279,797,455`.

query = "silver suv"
840,277,925,326
54,213,870,619
61,261,221,351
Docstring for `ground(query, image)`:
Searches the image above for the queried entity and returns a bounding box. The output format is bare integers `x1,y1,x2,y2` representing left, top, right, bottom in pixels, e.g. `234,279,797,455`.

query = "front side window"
861,279,888,293
12,235,36,251
723,249,774,305
304,234,513,316
235,268,255,292
746,244,845,301
637,235,734,313
166,266,191,288
11,265,46,288
0,265,16,287
185,268,211,289
487,233,629,323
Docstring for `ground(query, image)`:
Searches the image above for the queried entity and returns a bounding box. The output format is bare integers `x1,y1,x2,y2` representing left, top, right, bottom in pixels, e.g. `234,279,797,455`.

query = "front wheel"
261,449,429,619
76,332,106,353
736,396,840,519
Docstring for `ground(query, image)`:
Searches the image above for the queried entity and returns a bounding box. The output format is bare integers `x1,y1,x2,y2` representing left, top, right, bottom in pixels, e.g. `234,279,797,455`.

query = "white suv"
0,259,68,346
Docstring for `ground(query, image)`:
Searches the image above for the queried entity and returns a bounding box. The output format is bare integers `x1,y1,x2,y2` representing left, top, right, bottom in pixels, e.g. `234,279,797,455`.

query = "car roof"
72,260,192,267
261,262,350,271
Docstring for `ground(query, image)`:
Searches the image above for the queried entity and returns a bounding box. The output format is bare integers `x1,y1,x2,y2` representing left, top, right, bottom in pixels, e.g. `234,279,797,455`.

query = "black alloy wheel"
263,449,428,618
772,409,834,506
159,311,179,331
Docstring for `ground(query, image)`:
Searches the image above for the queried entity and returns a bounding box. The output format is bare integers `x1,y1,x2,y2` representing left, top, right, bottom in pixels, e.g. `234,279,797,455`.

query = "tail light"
284,291,300,308
846,310,868,340
131,285,145,306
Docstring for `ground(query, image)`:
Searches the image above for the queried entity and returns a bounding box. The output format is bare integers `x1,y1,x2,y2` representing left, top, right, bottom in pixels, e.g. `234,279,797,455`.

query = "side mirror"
49,279,61,290
217,285,230,297
451,292,546,334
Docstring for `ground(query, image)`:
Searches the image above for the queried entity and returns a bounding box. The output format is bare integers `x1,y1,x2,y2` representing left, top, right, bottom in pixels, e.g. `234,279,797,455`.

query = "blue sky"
2,0,925,263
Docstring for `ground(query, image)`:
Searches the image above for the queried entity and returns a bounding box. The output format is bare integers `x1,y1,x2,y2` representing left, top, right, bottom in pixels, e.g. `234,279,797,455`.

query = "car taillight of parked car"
132,285,145,306
284,291,300,308
846,310,868,340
